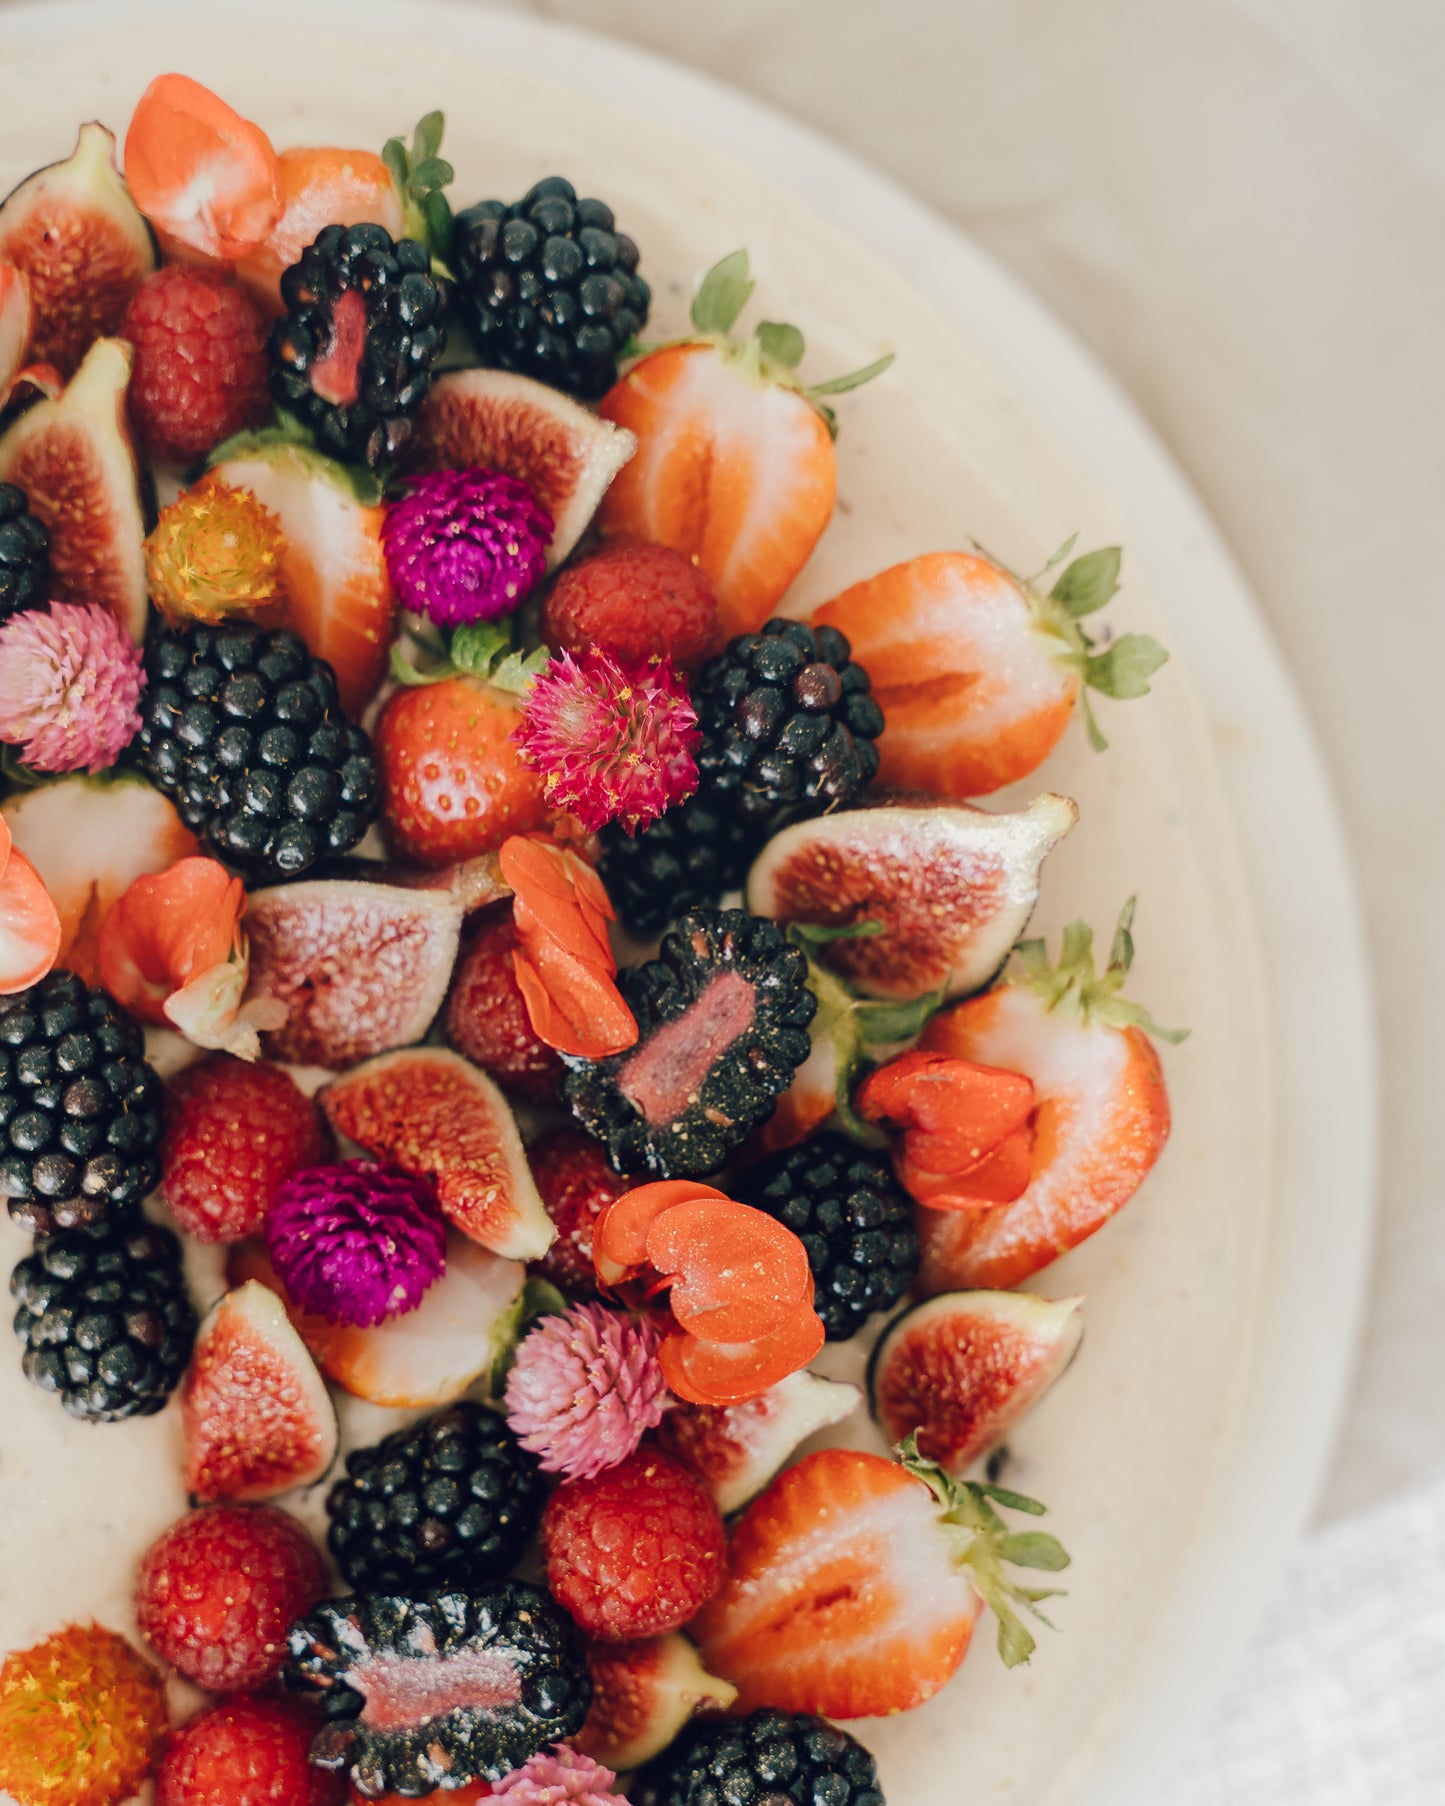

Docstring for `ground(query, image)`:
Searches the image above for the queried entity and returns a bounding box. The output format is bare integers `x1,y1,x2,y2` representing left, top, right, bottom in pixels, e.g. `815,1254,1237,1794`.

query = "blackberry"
738,1133,919,1340
561,907,816,1178
598,792,763,939
645,1708,885,1806
694,620,884,829
287,1582,590,1796
0,970,165,1237
0,482,48,623
11,1215,196,1422
270,223,447,467
134,622,378,880
326,1400,545,1594
451,176,649,400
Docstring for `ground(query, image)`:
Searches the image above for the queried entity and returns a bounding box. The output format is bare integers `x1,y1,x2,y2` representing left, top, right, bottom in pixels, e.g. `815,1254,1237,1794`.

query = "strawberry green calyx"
1011,897,1188,1044
897,1433,1070,1668
381,111,455,268
390,619,551,695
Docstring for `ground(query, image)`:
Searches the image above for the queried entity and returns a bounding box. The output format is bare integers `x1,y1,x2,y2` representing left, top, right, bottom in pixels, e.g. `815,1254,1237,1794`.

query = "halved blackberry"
287,1582,590,1797
11,1215,196,1422
451,176,649,400
0,482,48,623
738,1132,919,1340
561,908,816,1178
598,793,763,939
643,1708,885,1806
0,970,165,1237
134,621,378,881
326,1401,545,1594
270,223,447,467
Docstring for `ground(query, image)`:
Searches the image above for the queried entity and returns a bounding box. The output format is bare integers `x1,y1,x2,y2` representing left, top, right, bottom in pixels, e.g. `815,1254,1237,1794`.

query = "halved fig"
0,337,148,638
322,1046,554,1261
746,791,1077,1002
412,367,637,566
867,1290,1083,1475
0,263,34,407
0,123,155,377
659,1369,862,1514
575,1635,738,1771
245,877,463,1068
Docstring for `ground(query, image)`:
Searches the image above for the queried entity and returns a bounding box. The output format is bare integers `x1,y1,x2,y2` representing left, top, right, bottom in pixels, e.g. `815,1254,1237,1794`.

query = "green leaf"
1079,688,1109,752
389,645,454,687
413,110,445,164
381,137,409,193
1107,896,1137,978
975,1481,1050,1516
994,1610,1039,1669
0,745,50,791
853,988,945,1046
409,156,454,193
1051,545,1122,617
1083,633,1169,701
1037,532,1079,577
997,1532,1071,1571
422,189,454,262
757,319,805,369
808,351,895,397
488,645,553,695
691,250,754,337
448,622,513,676
786,918,885,946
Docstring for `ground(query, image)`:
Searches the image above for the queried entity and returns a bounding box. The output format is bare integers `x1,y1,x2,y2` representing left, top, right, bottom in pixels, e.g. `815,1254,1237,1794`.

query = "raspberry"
160,1055,332,1243
541,1445,725,1642
157,1696,344,1806
542,543,718,671
122,267,271,463
526,1130,630,1296
443,910,563,1104
135,1504,326,1692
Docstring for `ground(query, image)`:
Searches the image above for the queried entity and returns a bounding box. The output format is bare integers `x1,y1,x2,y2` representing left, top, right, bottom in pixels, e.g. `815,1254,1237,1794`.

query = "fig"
182,1279,339,1503
0,264,56,410
245,877,463,1068
659,1369,862,1515
0,337,148,639
322,1046,555,1262
575,1635,738,1772
866,1290,1083,1475
746,790,1077,1002
0,123,156,378
412,367,637,567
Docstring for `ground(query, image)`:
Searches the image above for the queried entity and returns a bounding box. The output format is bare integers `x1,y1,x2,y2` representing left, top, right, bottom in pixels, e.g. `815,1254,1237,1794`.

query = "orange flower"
97,856,285,1057
0,815,61,995
856,1048,1036,1211
499,834,637,1060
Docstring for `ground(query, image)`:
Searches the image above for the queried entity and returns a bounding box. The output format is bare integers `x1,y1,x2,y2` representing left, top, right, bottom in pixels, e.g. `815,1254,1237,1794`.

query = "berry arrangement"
0,71,1181,1806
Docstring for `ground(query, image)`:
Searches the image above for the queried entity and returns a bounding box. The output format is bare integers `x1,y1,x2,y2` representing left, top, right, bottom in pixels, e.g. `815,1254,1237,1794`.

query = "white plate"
0,7,1376,1805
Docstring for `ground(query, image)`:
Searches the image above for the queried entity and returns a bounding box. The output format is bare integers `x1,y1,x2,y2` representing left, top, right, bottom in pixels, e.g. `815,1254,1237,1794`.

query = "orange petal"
502,835,614,971
646,1198,814,1342
0,823,61,995
594,1180,732,1280
511,945,637,1059
97,856,247,1024
857,1049,1033,1142
658,1299,827,1408
124,73,282,260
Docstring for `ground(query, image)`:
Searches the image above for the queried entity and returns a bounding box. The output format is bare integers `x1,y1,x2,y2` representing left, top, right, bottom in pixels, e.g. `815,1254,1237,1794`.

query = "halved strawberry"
0,815,60,994
235,146,404,316
915,902,1181,1292
813,545,1167,797
692,1442,1069,1716
124,74,281,262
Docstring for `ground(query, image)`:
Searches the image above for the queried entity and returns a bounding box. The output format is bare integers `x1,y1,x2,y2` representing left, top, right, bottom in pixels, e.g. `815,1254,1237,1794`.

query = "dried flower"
492,1746,628,1806
856,1049,1036,1210
144,475,285,624
383,466,552,626
0,602,143,773
504,1302,667,1480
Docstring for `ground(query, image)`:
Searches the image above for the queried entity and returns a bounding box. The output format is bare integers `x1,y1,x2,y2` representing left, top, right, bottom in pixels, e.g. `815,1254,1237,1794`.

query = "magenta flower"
0,602,143,772
492,1746,627,1806
504,1302,668,1480
382,465,552,626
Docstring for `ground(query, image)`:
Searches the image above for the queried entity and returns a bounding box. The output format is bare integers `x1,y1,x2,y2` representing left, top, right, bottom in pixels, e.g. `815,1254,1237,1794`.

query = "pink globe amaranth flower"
504,1302,668,1480
382,465,552,626
0,602,143,772
265,1160,447,1326
492,1745,627,1806
514,648,699,834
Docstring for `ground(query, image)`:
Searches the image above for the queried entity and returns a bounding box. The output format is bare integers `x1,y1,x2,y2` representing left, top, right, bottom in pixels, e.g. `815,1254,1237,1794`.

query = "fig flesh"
412,367,637,566
575,1635,738,1772
746,791,1077,1002
659,1369,862,1515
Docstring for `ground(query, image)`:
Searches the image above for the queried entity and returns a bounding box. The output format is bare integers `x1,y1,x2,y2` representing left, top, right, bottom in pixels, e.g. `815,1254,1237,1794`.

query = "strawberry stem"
1010,897,1188,1043
383,111,455,269
390,620,552,694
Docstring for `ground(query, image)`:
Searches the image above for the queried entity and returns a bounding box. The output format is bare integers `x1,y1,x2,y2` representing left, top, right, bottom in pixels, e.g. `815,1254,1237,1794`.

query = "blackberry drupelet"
598,792,763,939
738,1132,919,1340
645,1708,885,1806
561,907,816,1178
0,483,48,623
269,223,447,466
0,971,165,1237
11,1215,196,1422
326,1400,545,1594
451,176,649,399
287,1582,591,1796
693,619,884,829
135,622,378,881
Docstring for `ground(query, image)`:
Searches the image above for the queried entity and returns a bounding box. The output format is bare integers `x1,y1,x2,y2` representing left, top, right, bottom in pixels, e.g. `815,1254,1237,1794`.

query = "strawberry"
526,1128,631,1296
915,901,1181,1292
235,146,405,316
597,251,890,641
0,812,60,994
443,906,564,1103
812,545,1168,797
157,1695,344,1806
124,75,282,264
692,1441,1069,1717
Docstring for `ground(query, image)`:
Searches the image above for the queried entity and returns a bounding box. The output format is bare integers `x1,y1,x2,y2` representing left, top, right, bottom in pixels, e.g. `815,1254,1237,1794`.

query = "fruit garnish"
156,1693,345,1806
0,479,49,624
383,465,551,626
445,907,566,1102
0,600,143,774
542,540,720,671
380,111,455,262
124,73,282,261
526,1130,630,1296
868,1290,1084,1474
182,1279,339,1502
122,266,271,463
0,269,61,414
322,1045,556,1260
857,1049,1036,1212
514,647,700,836
656,1711,883,1806
503,1301,667,1479
490,1746,627,1806
0,1621,167,1806
574,1635,738,1772
143,474,284,624
657,1369,862,1514
266,1159,448,1326
0,812,61,994
236,144,407,316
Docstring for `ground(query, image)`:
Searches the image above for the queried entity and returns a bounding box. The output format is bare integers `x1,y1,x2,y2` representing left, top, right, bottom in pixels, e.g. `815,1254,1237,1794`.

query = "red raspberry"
527,1129,630,1296
135,1504,326,1692
161,1055,332,1243
444,909,563,1103
157,1695,344,1806
541,1445,725,1642
122,267,271,463
542,543,719,671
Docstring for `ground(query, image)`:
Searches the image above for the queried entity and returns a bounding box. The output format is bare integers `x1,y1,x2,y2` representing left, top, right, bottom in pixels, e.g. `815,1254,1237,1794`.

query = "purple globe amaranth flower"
0,602,144,773
265,1159,447,1327
382,465,553,626
504,1302,668,1480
